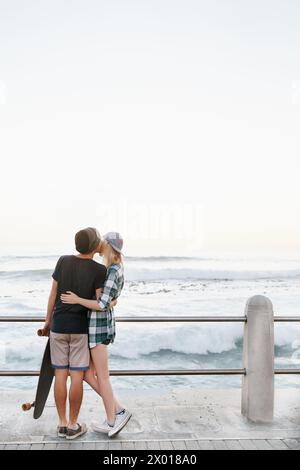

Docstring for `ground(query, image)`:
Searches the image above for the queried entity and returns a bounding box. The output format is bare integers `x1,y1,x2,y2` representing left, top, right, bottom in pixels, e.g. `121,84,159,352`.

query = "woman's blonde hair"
103,241,123,267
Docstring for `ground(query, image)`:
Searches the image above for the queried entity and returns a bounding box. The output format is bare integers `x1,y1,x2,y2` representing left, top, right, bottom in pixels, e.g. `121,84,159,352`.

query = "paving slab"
284,439,300,450
267,439,289,450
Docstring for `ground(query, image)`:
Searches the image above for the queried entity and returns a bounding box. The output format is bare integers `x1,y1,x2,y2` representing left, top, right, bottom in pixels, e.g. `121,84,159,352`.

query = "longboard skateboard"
22,329,54,419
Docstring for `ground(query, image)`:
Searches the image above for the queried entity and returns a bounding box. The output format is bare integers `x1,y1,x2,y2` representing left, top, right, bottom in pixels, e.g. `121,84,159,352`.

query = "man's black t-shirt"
51,255,107,334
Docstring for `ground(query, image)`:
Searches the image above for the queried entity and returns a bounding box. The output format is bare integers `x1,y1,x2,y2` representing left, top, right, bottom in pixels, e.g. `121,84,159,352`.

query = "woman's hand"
60,291,80,304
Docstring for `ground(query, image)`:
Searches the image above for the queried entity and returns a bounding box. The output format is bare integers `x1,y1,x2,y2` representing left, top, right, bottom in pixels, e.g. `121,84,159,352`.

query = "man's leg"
54,369,69,427
50,332,70,428
68,370,84,428
68,333,89,428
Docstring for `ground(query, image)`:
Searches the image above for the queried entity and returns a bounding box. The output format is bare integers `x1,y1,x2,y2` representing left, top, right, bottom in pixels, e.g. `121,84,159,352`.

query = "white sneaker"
108,410,132,438
91,420,111,434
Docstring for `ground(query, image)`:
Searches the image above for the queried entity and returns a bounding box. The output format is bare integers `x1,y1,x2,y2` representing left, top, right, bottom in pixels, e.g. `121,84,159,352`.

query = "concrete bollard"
241,295,274,423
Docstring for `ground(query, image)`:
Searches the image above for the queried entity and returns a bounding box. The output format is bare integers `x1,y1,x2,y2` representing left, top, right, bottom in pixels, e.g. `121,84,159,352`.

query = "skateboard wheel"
22,403,33,411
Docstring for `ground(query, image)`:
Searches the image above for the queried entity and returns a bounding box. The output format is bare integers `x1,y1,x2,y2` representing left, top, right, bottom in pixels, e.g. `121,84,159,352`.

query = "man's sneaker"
108,410,132,438
57,426,67,438
91,420,111,434
66,423,87,440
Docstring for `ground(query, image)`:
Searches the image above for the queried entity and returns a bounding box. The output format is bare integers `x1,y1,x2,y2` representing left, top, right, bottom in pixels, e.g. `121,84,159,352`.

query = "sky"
0,0,300,257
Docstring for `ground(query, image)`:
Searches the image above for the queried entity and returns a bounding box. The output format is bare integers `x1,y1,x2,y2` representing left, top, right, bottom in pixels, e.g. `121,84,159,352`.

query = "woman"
61,232,131,437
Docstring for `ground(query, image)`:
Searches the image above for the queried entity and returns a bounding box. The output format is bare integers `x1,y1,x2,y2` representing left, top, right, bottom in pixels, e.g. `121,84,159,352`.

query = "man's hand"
60,291,80,304
41,322,51,337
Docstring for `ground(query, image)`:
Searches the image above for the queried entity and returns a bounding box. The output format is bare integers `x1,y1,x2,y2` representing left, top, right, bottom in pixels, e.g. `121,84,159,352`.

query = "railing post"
241,295,274,423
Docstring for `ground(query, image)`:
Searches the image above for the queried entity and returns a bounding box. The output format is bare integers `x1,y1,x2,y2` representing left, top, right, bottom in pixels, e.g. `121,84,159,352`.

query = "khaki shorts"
50,332,90,371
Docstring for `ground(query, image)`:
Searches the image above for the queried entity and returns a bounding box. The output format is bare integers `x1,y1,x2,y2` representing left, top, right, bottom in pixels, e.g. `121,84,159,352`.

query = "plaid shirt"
88,263,124,348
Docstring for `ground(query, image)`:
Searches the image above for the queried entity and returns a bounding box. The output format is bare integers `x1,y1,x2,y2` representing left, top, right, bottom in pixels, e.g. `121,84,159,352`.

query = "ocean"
1,253,300,391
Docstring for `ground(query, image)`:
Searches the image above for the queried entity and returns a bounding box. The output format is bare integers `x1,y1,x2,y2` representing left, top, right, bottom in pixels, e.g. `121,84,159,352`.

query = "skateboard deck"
22,332,54,419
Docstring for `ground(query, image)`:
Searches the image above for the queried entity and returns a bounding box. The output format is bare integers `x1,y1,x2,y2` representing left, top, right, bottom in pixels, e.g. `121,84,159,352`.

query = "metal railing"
1,314,300,377
1,315,300,322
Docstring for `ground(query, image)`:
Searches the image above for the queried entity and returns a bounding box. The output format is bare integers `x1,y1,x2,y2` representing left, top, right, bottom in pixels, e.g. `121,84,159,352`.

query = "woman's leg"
84,359,123,413
84,364,102,396
90,344,118,424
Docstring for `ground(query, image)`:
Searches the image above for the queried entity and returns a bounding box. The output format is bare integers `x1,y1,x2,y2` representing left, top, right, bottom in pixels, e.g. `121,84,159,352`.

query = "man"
43,227,106,439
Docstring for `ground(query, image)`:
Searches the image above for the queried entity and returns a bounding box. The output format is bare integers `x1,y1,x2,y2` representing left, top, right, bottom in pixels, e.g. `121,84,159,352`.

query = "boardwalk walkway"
1,438,300,450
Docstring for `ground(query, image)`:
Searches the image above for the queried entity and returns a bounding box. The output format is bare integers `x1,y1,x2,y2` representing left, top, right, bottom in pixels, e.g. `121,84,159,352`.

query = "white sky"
0,0,300,257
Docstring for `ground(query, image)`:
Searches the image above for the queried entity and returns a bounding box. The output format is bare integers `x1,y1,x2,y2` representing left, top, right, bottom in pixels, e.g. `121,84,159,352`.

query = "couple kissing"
43,227,131,439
